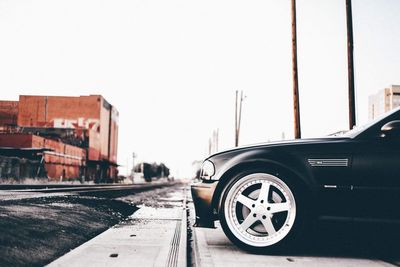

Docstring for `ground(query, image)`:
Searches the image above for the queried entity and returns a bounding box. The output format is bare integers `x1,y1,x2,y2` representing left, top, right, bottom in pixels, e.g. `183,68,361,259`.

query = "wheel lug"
262,215,267,220
260,200,264,204
252,204,255,208
253,213,257,217
267,207,271,211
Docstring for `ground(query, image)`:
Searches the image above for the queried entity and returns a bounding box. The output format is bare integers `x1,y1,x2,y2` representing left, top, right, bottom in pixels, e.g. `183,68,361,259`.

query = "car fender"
211,149,316,213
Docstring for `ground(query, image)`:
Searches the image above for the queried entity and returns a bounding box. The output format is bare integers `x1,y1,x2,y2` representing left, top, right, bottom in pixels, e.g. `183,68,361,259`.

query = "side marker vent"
308,158,349,167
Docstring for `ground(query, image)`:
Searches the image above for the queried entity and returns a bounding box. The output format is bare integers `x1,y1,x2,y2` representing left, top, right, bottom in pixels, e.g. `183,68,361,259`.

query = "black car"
191,107,400,252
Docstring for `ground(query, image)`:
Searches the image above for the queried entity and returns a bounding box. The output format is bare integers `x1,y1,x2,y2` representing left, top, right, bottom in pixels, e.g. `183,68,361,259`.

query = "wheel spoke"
269,202,290,213
225,173,297,246
237,194,255,209
261,217,276,235
240,214,257,231
258,182,270,202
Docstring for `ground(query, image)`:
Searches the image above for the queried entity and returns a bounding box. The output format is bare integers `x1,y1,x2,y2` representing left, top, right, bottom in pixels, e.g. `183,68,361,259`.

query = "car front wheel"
219,172,301,252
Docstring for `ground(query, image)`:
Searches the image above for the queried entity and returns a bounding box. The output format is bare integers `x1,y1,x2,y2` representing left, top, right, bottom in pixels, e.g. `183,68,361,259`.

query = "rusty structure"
0,100,18,129
0,95,119,182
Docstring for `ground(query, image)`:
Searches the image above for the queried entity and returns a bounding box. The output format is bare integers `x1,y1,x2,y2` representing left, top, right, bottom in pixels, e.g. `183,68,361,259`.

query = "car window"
341,107,400,138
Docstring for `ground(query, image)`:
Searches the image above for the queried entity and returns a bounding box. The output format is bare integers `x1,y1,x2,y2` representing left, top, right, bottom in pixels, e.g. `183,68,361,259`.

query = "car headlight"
200,160,215,180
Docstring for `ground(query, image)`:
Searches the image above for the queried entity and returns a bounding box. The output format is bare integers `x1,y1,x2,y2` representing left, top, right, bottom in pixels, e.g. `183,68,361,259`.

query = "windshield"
340,120,377,137
335,107,400,138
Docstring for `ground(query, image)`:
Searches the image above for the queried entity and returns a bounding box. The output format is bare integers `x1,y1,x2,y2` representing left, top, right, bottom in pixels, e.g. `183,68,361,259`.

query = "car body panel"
352,138,400,219
191,181,217,228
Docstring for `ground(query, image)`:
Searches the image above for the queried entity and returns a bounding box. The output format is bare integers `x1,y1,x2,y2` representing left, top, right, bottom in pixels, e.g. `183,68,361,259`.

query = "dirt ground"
0,185,180,267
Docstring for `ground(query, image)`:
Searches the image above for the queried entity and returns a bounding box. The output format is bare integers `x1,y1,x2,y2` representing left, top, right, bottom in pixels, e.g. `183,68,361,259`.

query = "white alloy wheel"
223,173,296,248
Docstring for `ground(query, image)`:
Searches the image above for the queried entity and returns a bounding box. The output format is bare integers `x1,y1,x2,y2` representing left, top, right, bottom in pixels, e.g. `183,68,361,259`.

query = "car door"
351,130,400,220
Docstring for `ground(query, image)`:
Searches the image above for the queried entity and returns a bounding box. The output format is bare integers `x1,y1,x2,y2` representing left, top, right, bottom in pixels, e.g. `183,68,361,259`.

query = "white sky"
0,0,399,178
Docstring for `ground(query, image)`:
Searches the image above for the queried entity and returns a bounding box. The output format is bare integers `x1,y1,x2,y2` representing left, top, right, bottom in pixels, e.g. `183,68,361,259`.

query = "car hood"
206,137,350,160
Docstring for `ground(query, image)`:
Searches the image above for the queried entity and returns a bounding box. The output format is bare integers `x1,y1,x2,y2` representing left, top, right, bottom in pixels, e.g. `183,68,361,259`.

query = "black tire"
218,170,307,253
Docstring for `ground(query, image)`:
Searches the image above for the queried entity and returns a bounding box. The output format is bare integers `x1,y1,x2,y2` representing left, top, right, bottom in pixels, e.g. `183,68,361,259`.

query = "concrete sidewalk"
188,197,396,267
192,222,396,267
48,188,188,267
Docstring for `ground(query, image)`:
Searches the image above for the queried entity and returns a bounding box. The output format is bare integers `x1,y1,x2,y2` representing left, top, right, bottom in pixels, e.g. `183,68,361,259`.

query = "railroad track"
0,181,183,201
0,181,179,192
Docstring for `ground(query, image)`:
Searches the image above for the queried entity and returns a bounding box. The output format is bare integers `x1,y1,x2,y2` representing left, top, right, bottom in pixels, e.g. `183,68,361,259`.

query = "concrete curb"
165,187,188,267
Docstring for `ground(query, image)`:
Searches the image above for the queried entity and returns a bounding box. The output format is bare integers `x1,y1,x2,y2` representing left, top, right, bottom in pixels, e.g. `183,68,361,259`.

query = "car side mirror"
381,120,400,137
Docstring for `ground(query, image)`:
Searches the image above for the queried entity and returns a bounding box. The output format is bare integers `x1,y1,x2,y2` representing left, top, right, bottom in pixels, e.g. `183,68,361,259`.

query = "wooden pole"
291,0,301,139
237,91,243,145
216,128,219,152
346,0,356,129
234,91,244,147
235,90,239,147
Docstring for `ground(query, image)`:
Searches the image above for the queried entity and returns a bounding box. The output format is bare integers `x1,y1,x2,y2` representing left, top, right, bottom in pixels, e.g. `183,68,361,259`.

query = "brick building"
0,100,18,129
0,95,119,182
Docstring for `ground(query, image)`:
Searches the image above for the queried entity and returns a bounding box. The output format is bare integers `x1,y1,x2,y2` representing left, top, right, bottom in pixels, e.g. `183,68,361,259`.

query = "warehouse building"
368,85,400,120
0,95,118,182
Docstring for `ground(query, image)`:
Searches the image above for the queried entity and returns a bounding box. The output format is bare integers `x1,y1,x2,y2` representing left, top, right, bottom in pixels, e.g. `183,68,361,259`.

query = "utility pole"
291,0,301,139
346,0,356,129
126,157,129,181
235,90,244,147
208,129,219,154
235,90,238,146
215,128,219,152
130,152,136,183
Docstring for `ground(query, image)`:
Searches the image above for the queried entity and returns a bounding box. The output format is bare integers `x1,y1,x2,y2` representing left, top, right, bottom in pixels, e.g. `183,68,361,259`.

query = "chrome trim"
324,185,338,189
308,158,349,167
